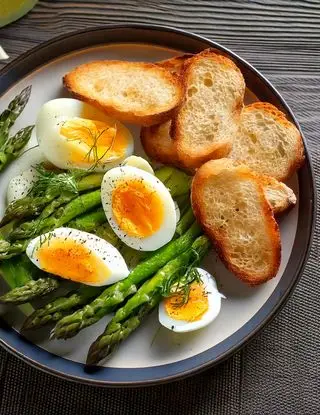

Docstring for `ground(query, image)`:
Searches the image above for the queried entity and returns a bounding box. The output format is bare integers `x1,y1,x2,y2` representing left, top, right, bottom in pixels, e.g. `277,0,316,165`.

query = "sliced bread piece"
229,102,304,181
157,54,193,75
141,54,191,165
191,159,281,285
259,175,296,215
141,121,180,166
171,49,245,169
63,60,184,126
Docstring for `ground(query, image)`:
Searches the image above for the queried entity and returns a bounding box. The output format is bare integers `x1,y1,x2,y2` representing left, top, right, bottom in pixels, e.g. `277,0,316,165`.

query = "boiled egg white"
101,165,177,251
159,268,225,333
36,98,134,171
26,227,129,286
121,155,154,175
7,167,38,204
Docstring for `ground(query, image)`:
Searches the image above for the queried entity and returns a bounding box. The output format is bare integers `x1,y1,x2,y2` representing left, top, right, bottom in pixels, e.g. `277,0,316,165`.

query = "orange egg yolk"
112,179,164,238
164,283,209,322
60,118,128,164
37,238,110,284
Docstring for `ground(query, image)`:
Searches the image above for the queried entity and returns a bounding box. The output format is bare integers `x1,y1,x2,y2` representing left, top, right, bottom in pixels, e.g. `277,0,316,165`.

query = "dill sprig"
30,164,87,197
161,249,202,307
65,122,119,171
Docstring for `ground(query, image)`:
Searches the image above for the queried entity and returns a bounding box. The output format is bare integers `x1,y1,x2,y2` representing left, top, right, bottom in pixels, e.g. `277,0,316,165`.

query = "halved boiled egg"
7,167,38,204
26,227,129,286
101,165,176,251
36,98,134,171
159,268,225,333
121,155,154,175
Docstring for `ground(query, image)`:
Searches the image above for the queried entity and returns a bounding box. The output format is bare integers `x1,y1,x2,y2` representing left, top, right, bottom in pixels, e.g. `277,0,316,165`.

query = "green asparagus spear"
86,235,210,365
0,126,34,172
0,219,19,240
8,189,102,241
0,277,60,305
0,86,32,144
22,285,102,330
68,208,106,233
155,166,191,198
38,192,77,220
87,293,161,364
0,172,103,226
0,255,36,315
51,221,202,339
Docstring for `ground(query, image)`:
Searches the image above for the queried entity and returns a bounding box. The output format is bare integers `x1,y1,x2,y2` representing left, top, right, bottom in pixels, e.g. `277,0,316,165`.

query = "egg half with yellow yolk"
159,268,225,332
36,98,133,171
101,165,177,251
26,228,129,286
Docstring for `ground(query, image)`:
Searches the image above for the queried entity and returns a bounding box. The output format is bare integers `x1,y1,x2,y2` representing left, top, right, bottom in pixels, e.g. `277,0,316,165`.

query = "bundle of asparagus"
0,160,210,366
0,86,33,172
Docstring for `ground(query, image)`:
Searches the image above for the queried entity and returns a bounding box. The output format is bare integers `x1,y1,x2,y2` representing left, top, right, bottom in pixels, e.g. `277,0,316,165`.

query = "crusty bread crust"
259,174,296,215
171,49,245,169
231,102,305,181
157,54,194,75
140,121,180,166
63,60,184,126
191,159,281,285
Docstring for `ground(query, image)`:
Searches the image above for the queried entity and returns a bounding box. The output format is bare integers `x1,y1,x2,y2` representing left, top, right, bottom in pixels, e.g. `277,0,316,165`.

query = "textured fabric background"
0,1,319,414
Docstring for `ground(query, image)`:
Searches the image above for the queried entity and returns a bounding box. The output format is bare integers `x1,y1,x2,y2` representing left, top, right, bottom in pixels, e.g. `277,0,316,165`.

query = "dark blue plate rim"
0,24,316,387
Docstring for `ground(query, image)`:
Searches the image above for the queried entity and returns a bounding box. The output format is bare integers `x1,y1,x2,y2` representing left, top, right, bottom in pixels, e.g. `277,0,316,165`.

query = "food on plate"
153,165,192,198
36,98,134,171
229,102,304,181
2,189,102,249
191,159,281,285
259,175,296,215
0,277,60,305
0,86,34,171
51,220,202,340
141,120,180,166
1,168,103,226
87,235,210,365
63,61,183,126
26,227,130,286
171,50,245,168
0,86,33,172
101,165,177,251
157,53,193,75
0,47,306,367
6,167,38,204
159,268,224,333
22,284,103,330
121,155,154,174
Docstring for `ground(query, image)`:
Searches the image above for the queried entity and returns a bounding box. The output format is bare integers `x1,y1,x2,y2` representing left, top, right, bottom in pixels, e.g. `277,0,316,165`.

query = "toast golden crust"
63,60,184,126
191,159,281,286
140,121,180,166
157,54,193,75
231,102,305,181
171,50,245,169
258,174,296,215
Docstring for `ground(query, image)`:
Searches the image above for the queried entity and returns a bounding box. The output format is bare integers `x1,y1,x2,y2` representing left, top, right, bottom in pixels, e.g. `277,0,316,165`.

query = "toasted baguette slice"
63,61,184,126
171,50,245,169
141,55,191,165
229,102,304,181
191,159,281,285
260,175,296,215
141,121,180,166
157,54,193,75
141,123,296,215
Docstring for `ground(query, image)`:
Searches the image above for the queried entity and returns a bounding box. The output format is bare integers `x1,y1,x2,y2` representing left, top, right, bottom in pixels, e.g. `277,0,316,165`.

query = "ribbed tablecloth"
0,1,319,414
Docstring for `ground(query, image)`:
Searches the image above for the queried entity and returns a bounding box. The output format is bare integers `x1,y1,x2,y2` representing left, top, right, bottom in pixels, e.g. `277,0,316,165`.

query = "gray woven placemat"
0,1,319,414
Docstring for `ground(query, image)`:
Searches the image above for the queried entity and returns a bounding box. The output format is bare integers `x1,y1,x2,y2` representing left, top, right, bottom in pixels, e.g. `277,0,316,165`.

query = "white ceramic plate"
0,25,315,386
